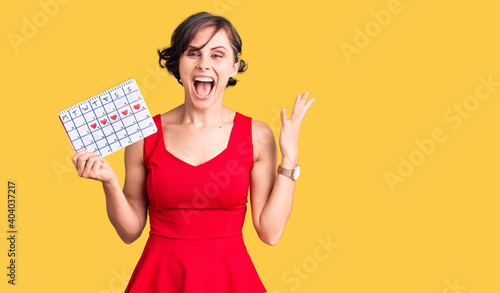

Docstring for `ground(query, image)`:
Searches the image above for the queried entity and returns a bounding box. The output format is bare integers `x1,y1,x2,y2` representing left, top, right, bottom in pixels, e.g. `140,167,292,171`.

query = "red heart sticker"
133,104,140,110
90,123,97,129
100,119,107,125
121,110,128,116
111,115,118,120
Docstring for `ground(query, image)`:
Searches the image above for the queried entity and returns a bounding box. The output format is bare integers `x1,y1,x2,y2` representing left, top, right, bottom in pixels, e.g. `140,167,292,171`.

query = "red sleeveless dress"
124,111,267,293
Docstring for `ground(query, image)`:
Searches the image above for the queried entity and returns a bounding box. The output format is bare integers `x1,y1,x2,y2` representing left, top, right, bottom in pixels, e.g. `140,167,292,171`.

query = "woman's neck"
177,103,229,128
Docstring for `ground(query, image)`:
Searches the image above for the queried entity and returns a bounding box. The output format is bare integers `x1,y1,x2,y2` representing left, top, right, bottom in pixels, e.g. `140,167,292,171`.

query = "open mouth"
193,78,215,99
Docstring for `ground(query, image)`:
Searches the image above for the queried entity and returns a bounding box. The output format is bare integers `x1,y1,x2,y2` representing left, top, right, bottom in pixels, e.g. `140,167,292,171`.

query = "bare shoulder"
251,119,274,139
160,104,184,125
251,118,276,162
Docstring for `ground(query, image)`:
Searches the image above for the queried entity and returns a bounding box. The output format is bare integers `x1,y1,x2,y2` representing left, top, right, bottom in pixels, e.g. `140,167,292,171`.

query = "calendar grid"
108,92,123,151
122,86,146,140
80,102,100,155
117,88,132,147
70,112,84,154
58,78,157,157
109,93,125,147
90,96,114,157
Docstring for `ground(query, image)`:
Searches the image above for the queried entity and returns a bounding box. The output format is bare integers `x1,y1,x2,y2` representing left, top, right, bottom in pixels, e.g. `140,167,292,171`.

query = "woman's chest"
147,158,251,209
163,124,233,167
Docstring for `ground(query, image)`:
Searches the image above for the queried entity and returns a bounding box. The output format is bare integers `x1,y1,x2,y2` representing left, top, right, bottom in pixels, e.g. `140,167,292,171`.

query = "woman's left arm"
250,92,315,246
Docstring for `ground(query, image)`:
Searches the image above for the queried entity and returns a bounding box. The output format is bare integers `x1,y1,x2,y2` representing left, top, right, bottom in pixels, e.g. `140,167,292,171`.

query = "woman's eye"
186,52,223,58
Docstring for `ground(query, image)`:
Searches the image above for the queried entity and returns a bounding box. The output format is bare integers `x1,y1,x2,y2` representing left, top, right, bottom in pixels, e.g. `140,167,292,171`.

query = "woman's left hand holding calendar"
72,150,117,183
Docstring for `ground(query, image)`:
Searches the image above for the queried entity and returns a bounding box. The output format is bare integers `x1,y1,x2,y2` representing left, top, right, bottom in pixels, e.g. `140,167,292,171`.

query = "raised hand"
279,91,315,167
72,150,117,183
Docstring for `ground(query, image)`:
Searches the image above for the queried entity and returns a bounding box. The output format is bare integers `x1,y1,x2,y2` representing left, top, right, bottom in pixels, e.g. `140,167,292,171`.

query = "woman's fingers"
281,108,288,126
71,149,84,167
72,150,99,177
290,93,305,120
300,94,315,122
82,155,99,178
71,150,114,182
91,158,104,179
79,152,96,177
288,92,315,124
299,92,309,102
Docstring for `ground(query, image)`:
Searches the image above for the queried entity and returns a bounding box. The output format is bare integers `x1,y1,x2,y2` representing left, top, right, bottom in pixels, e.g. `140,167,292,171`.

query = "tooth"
194,77,213,82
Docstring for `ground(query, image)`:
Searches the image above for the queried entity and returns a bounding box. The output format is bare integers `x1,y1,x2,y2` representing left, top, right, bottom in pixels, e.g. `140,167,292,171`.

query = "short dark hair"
157,11,248,87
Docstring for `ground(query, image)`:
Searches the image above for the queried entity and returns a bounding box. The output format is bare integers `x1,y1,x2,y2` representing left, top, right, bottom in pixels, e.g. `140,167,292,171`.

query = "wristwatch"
277,164,301,181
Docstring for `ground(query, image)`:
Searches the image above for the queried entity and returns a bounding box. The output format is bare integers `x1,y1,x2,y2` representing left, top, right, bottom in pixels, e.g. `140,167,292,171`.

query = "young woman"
72,11,315,292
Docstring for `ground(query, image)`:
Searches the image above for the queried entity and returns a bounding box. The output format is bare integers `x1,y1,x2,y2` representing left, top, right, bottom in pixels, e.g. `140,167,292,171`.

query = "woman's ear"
231,59,240,77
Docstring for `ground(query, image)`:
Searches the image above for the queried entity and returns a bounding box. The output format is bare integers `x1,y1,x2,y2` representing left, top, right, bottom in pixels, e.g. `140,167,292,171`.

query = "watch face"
293,166,301,180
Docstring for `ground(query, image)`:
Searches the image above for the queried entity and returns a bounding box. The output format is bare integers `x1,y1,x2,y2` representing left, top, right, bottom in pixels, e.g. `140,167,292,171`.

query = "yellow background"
1,0,499,292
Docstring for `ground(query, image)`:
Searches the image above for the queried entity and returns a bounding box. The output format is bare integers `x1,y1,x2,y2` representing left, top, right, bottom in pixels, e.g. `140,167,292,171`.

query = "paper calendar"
57,79,157,157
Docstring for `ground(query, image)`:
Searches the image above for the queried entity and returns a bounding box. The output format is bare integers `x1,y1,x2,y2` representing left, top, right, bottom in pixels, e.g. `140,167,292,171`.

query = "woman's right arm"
72,139,148,244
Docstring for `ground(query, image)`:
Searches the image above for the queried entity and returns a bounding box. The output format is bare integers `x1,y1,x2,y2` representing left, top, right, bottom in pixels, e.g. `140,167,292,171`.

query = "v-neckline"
159,112,239,168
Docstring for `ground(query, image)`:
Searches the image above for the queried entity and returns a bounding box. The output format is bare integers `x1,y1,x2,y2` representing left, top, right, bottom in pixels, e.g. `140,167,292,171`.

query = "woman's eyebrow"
187,45,227,51
210,46,227,51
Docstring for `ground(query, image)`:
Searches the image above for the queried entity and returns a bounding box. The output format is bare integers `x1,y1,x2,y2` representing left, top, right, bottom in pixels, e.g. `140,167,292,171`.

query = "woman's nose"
196,55,211,70
197,62,210,70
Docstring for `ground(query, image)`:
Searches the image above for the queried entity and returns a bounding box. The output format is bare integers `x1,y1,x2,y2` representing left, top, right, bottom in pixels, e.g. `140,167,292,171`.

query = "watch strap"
277,165,293,177
277,164,298,180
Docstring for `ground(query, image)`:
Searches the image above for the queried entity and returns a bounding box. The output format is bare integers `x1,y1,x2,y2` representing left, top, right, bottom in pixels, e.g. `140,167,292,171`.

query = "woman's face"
178,26,240,107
